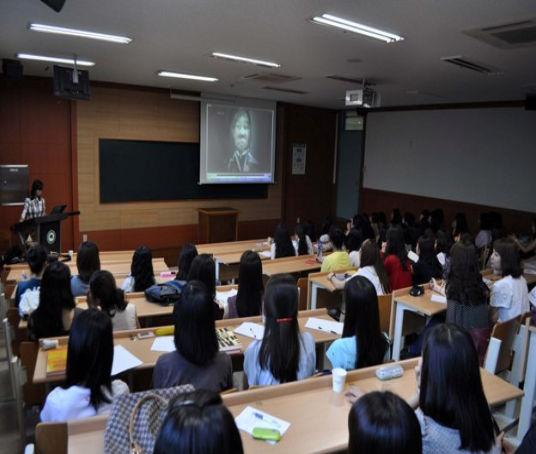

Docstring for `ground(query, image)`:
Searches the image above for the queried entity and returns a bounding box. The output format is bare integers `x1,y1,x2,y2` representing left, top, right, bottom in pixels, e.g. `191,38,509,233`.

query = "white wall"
363,107,536,212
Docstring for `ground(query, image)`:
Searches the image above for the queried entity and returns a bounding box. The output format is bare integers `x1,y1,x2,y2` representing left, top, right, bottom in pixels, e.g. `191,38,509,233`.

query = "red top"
383,254,412,291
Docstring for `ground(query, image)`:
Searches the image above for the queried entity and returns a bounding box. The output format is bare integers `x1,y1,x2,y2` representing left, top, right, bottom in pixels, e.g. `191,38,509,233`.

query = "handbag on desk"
104,384,195,454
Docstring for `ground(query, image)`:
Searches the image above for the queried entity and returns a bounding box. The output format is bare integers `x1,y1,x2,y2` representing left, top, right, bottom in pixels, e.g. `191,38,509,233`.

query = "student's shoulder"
111,379,130,397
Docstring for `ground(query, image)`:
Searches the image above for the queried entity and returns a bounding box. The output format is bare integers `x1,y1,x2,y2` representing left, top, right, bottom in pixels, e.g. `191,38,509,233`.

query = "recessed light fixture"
29,23,132,44
17,53,95,66
157,71,218,82
311,13,404,43
211,52,281,68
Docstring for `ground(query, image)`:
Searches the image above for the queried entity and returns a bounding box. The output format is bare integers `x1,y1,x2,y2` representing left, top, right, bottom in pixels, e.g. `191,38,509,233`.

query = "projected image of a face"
232,111,251,152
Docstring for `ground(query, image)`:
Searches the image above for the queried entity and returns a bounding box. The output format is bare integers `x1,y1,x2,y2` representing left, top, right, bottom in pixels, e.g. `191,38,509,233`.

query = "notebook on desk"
46,347,67,376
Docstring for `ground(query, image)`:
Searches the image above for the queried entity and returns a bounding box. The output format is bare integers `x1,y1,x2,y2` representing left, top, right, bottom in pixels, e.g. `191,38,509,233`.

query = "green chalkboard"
99,139,268,203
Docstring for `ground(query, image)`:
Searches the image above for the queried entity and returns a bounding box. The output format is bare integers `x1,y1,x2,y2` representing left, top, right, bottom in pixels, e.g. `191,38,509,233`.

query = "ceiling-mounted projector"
345,87,377,108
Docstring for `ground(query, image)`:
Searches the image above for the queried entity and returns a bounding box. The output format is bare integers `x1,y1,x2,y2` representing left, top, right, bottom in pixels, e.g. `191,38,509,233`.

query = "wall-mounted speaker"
525,95,536,111
40,0,66,13
2,59,23,79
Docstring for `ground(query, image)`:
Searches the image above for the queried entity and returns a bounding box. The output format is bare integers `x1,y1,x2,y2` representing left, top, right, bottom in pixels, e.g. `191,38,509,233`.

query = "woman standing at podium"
20,179,46,222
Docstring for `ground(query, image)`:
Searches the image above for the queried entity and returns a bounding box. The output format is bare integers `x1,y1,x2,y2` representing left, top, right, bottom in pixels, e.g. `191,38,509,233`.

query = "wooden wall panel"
360,188,535,235
76,86,283,239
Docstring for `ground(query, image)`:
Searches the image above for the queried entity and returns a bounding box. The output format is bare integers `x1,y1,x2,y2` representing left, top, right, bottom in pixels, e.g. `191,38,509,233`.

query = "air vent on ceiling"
325,74,365,84
464,18,536,49
441,56,504,75
241,73,301,84
262,86,309,95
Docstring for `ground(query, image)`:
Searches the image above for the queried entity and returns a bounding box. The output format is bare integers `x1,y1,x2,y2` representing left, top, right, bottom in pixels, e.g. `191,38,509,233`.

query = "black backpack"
144,280,185,306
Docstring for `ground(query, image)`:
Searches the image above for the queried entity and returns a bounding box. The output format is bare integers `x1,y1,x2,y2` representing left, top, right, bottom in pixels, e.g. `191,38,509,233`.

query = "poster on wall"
292,144,306,175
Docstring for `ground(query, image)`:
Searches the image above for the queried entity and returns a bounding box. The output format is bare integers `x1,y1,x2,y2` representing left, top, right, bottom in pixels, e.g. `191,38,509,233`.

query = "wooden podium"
197,207,239,244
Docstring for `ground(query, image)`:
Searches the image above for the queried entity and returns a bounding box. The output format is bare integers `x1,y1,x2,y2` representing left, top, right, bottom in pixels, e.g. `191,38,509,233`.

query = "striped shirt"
20,197,46,221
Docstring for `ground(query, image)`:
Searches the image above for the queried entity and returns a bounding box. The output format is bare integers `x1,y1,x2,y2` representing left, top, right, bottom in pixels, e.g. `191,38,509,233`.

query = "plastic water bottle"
317,240,322,258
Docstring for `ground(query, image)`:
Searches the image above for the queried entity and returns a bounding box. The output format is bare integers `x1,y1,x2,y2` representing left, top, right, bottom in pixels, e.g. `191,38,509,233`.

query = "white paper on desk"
235,405,291,437
111,345,143,376
259,250,272,259
431,294,447,304
408,251,419,263
233,322,265,340
305,317,343,335
524,269,536,275
437,252,446,266
151,336,176,352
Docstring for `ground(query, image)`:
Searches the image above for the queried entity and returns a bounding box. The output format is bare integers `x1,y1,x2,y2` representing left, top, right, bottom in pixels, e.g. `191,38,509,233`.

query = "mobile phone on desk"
252,427,281,442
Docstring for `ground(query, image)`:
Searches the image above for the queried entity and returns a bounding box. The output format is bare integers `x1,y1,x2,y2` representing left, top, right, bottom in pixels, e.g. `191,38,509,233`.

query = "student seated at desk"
268,223,297,259
174,243,198,282
320,225,351,272
326,276,389,371
512,218,536,256
412,236,442,286
244,274,316,386
346,228,363,268
153,281,233,393
15,244,48,312
173,254,223,321
27,261,84,341
40,309,129,422
122,245,155,293
227,251,263,319
295,221,314,255
381,227,412,290
489,238,530,322
88,270,138,331
154,390,243,454
348,391,422,454
318,216,333,252
71,241,100,297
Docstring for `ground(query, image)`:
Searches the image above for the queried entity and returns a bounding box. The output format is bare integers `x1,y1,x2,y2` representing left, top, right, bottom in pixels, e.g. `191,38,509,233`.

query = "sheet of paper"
431,294,447,304
233,322,265,340
436,252,446,266
259,250,272,258
111,345,143,376
408,251,419,263
235,405,291,437
305,317,343,335
151,335,176,352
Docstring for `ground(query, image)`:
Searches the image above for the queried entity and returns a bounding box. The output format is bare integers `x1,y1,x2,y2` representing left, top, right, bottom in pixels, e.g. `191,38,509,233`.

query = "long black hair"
30,179,44,199
154,390,244,454
236,251,263,317
385,227,409,271
420,323,495,453
359,241,390,294
176,243,198,281
259,274,301,383
446,242,488,306
89,270,128,317
274,224,295,258
348,391,422,454
66,308,114,410
343,276,388,368
130,245,155,292
76,241,101,283
30,261,75,339
174,281,218,366
493,238,522,278
417,236,443,278
187,254,216,299
295,222,309,256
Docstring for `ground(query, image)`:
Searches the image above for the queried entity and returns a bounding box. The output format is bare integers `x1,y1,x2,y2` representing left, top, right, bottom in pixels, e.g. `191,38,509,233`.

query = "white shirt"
110,303,138,331
349,250,360,268
121,275,135,293
40,380,129,422
348,265,385,295
490,275,529,322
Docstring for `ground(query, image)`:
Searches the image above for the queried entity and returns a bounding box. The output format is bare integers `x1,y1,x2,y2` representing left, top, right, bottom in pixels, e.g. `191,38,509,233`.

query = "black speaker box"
40,0,66,13
525,95,536,111
2,59,23,79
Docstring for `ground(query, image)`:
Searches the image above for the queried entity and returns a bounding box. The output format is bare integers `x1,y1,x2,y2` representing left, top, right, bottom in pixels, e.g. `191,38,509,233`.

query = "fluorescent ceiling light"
158,71,218,82
29,23,132,44
211,52,281,68
312,14,404,43
16,53,95,66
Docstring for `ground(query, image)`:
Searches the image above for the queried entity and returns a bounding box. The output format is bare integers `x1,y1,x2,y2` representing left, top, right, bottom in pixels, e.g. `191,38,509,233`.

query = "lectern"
12,211,80,254
197,207,239,244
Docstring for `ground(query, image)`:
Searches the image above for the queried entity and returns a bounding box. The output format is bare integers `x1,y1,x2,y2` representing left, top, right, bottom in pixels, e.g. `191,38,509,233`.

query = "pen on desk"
249,327,257,339
318,326,337,335
253,411,281,428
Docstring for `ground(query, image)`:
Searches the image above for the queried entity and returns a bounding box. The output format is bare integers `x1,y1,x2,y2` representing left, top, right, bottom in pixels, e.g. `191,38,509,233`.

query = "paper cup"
332,368,347,393
68,250,74,259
